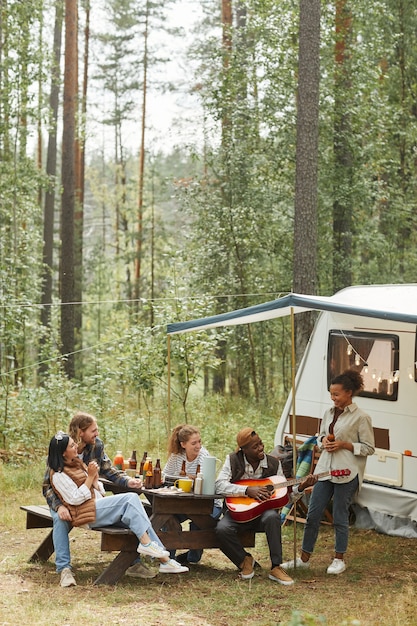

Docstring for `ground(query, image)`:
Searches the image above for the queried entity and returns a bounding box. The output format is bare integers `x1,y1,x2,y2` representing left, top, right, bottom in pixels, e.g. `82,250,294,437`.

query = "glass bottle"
153,458,162,488
144,458,154,489
140,451,148,476
179,460,187,476
113,450,124,470
129,450,137,470
142,454,150,482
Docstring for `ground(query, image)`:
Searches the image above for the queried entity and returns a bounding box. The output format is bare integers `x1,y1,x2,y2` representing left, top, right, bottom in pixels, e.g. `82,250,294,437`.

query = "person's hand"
246,485,272,501
87,460,99,478
298,474,318,492
127,477,143,489
324,436,340,453
57,505,72,521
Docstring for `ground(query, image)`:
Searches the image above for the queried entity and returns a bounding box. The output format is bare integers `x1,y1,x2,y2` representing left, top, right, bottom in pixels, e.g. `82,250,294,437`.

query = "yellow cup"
174,478,193,493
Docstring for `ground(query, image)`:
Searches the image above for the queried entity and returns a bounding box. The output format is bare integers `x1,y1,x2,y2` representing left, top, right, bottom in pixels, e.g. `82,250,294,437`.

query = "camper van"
275,284,417,538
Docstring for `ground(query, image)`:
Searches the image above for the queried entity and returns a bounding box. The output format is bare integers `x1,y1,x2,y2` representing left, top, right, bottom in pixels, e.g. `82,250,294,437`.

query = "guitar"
225,469,351,522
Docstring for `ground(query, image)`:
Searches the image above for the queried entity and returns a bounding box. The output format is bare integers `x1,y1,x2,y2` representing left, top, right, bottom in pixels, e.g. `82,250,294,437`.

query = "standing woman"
163,424,222,564
282,369,375,575
48,433,189,580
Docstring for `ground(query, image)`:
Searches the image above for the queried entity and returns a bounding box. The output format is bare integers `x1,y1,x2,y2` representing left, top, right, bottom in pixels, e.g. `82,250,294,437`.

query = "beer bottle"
196,464,201,475
129,450,137,470
179,460,187,476
144,458,154,489
141,453,149,481
153,458,162,488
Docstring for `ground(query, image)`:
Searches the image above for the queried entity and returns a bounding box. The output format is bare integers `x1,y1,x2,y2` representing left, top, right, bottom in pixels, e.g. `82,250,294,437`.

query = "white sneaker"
137,541,169,559
327,558,346,575
159,559,189,574
60,567,76,587
280,557,310,571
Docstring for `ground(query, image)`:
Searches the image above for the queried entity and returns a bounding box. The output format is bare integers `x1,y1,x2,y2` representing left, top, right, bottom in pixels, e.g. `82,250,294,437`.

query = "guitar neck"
281,471,330,489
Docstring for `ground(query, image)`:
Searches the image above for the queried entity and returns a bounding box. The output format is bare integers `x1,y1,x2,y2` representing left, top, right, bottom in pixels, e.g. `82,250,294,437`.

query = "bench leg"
93,550,137,586
29,530,55,563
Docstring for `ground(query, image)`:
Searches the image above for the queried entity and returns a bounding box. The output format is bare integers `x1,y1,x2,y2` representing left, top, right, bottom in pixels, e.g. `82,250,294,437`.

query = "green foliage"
2,0,417,444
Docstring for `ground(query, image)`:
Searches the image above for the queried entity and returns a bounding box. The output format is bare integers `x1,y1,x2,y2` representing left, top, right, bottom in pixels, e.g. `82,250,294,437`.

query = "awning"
167,287,417,335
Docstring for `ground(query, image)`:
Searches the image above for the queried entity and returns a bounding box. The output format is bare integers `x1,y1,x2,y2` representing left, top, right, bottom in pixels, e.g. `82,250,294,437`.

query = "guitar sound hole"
266,484,275,493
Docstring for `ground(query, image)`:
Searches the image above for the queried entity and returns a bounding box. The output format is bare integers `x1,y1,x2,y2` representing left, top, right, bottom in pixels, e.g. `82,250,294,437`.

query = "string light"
345,340,365,366
340,331,414,386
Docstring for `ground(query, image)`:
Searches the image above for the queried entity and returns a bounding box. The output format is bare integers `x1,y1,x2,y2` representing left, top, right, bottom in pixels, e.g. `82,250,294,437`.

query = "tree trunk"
134,0,149,312
74,0,90,372
332,0,353,292
40,0,63,373
293,0,321,363
60,0,78,378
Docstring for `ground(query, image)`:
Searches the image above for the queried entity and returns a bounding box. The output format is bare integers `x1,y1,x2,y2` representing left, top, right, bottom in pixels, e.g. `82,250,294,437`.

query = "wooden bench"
21,503,257,585
21,504,145,585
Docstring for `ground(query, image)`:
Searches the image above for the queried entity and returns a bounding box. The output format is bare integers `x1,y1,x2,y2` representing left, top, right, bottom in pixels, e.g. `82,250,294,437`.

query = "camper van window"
327,330,399,401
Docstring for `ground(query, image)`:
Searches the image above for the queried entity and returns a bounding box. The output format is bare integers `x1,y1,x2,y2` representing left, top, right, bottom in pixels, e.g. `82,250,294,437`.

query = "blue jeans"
91,493,164,547
51,493,162,573
302,476,359,555
51,509,72,573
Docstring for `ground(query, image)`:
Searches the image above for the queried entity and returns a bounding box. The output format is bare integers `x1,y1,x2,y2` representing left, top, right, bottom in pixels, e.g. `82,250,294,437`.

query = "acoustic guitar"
225,469,351,522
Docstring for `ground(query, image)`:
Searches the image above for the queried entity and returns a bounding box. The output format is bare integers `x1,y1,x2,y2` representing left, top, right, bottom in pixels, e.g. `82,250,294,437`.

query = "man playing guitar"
215,427,316,585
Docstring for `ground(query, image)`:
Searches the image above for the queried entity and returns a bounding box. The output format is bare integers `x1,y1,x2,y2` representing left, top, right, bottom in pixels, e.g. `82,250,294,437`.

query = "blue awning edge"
166,289,417,335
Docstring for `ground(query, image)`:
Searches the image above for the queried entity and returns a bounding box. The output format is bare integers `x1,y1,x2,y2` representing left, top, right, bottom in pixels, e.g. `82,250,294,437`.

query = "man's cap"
236,428,257,449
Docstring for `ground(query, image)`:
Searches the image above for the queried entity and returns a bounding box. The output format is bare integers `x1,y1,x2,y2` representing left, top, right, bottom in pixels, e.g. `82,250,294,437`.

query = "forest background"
1,0,417,464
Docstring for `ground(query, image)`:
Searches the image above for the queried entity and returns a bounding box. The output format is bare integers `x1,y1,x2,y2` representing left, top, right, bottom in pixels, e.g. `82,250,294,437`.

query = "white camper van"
275,284,417,538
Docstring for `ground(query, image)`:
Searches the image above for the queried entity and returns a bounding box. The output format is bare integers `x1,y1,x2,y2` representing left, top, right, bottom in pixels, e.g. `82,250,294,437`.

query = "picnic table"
21,484,256,585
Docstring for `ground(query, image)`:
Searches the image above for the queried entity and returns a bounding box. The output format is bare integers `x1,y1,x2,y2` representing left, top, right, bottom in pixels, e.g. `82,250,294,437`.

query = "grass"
1,397,416,626
1,463,417,626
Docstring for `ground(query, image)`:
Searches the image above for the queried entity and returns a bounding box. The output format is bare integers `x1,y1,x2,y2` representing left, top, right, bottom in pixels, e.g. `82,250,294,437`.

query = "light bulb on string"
347,344,353,356
355,353,361,366
364,363,369,374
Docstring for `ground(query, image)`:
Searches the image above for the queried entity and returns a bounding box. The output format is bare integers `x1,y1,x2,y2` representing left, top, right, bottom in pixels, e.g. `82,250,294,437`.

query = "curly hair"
331,368,364,396
69,412,96,444
167,424,200,455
